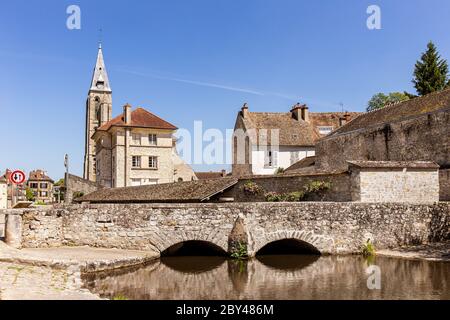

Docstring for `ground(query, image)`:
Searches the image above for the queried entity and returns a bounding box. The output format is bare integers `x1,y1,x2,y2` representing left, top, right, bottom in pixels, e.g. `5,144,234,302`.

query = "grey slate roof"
76,178,238,203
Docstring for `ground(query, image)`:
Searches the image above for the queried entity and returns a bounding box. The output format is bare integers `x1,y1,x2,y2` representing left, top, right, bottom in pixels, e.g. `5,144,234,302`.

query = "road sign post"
9,170,26,207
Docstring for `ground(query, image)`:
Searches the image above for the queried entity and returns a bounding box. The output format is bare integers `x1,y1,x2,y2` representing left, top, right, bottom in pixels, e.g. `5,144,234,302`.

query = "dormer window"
318,126,333,135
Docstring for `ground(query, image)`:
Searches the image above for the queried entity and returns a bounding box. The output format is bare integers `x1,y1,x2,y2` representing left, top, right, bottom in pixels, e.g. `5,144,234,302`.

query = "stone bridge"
1,202,449,256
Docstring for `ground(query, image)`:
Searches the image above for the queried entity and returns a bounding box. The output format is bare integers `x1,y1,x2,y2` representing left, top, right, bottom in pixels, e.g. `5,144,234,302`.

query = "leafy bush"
362,239,376,257
112,294,129,300
230,242,248,260
25,188,35,202
241,181,264,195
304,180,332,193
73,191,84,199
265,180,331,202
265,191,305,202
275,167,285,175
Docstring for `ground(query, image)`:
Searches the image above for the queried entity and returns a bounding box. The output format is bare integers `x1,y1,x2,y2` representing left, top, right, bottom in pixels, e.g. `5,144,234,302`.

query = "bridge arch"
153,229,229,255
250,230,334,256
162,240,227,256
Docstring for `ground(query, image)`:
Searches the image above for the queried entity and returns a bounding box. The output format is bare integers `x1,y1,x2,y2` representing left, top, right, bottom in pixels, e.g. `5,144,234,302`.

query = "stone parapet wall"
2,202,448,255
227,173,351,202
65,174,102,204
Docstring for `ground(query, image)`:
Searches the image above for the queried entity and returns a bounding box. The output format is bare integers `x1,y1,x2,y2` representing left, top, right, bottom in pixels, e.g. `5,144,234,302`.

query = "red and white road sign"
9,170,26,185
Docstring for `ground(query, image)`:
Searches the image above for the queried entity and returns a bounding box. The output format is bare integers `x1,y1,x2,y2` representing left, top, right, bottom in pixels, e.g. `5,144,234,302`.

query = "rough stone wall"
315,110,450,177
7,202,449,255
225,173,351,202
0,213,5,238
351,168,440,203
65,174,102,204
440,169,450,201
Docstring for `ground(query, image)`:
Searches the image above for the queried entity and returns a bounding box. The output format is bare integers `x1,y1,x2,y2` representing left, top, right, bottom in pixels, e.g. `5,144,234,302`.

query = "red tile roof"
28,170,54,183
97,107,178,132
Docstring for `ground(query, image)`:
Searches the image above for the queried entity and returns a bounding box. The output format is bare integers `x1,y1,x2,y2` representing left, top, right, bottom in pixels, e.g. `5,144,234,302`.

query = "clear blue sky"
1,0,450,180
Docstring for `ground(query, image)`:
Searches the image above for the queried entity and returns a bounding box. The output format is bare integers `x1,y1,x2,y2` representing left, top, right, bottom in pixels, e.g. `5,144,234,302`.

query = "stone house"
27,170,54,203
84,45,195,187
93,104,196,187
232,103,361,176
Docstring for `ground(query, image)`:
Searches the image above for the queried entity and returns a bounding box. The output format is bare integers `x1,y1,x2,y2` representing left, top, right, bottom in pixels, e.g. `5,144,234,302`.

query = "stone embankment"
0,242,158,300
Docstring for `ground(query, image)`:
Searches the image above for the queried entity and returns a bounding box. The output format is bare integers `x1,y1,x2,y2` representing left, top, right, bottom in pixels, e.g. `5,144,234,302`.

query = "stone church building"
83,45,196,187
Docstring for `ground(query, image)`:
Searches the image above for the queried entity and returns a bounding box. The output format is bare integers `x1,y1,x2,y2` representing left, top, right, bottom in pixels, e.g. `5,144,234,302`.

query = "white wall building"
232,103,361,176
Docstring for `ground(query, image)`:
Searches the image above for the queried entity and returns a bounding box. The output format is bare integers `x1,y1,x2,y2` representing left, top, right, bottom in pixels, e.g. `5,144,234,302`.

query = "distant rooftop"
195,171,227,180
28,170,54,183
239,105,361,146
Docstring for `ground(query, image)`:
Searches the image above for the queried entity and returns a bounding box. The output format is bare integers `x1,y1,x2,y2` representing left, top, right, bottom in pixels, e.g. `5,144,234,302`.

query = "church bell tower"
83,44,112,182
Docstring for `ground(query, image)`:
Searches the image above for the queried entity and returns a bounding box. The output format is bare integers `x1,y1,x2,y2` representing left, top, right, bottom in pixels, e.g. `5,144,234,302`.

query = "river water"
83,255,450,300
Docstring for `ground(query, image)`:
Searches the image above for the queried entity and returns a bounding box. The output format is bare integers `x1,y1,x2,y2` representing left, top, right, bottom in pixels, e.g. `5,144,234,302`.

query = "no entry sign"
9,170,26,185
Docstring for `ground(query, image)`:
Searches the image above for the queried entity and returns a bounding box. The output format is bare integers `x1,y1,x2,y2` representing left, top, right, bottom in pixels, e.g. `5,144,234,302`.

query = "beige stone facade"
93,105,195,187
27,170,54,204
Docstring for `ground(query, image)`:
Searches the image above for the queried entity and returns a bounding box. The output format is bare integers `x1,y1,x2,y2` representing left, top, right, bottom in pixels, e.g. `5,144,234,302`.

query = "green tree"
366,92,410,112
25,188,35,202
413,41,449,96
54,178,65,186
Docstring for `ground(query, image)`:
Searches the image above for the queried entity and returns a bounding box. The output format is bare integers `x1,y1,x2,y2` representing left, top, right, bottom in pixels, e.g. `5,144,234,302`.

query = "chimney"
290,103,302,121
241,103,249,118
123,104,132,124
301,104,309,122
339,112,351,127
291,103,309,122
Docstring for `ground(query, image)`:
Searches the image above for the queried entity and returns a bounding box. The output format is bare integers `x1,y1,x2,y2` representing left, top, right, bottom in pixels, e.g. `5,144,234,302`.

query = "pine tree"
413,42,449,96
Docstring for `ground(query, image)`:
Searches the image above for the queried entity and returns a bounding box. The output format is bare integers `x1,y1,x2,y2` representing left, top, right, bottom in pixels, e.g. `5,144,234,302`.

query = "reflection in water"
162,256,226,273
257,255,320,271
83,256,450,300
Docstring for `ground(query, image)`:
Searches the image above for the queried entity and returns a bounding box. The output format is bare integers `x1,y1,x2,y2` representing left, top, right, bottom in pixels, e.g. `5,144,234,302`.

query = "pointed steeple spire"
90,44,111,92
